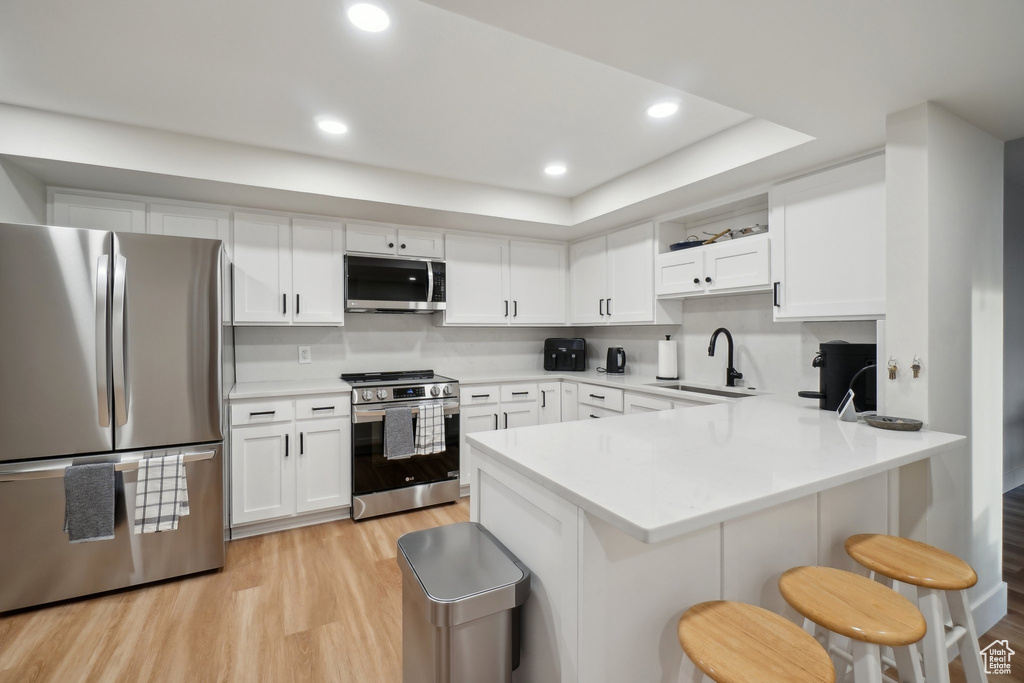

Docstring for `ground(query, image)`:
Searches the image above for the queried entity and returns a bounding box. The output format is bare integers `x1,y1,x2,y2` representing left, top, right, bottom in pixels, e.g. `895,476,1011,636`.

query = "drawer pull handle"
249,410,276,416
472,394,491,399
300,432,304,454
589,414,600,419
511,391,529,396
589,394,605,399
285,434,289,457
311,406,335,412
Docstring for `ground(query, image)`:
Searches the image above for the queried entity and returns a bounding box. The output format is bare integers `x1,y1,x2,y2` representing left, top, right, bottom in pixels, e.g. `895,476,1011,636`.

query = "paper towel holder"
656,334,680,381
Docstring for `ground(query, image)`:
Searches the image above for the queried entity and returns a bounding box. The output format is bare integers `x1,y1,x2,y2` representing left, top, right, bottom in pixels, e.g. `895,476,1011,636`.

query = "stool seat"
678,601,835,683
845,534,978,591
779,566,927,647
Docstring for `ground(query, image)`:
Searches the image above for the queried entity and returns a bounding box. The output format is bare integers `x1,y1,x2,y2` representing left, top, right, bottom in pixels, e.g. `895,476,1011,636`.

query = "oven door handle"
353,401,460,423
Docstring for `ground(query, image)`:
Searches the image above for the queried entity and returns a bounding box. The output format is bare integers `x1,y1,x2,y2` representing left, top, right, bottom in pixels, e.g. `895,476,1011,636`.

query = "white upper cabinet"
51,192,146,233
606,222,655,323
445,235,510,325
346,222,444,259
657,235,771,298
446,235,566,326
569,233,609,324
292,218,345,326
770,154,885,321
148,204,230,251
233,212,292,324
509,241,566,325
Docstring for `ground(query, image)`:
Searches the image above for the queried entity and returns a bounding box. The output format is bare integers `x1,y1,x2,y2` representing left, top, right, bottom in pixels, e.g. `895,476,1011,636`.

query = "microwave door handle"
95,255,110,428
426,261,434,304
111,252,129,426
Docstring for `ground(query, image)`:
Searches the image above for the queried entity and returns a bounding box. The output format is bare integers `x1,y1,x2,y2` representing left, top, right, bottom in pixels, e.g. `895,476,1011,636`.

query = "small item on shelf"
702,229,732,245
729,223,769,239
863,415,924,431
669,237,704,251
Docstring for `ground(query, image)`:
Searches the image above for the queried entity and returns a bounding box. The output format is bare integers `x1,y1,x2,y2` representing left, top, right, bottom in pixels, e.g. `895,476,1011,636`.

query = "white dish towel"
415,402,445,455
134,454,190,534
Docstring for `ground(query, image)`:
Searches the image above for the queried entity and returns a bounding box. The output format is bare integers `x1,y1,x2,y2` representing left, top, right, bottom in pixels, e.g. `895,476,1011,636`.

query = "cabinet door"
148,203,230,250
624,393,673,415
502,401,539,430
398,228,444,259
51,192,146,233
607,222,655,323
539,382,562,424
461,404,500,485
510,241,567,325
346,223,396,255
295,417,350,513
770,155,885,320
561,383,579,422
569,234,608,324
292,218,345,325
705,235,771,293
655,249,706,297
445,235,510,325
231,423,295,525
233,213,292,324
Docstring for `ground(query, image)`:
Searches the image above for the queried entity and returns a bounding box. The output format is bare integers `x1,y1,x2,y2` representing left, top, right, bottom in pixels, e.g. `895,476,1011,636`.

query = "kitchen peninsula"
466,393,966,683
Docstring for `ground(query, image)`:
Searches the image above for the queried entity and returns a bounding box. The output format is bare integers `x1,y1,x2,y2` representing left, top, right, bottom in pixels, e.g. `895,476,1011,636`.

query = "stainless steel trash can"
397,521,531,683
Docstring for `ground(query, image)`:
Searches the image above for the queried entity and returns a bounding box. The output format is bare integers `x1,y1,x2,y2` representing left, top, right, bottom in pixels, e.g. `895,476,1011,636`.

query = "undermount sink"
645,383,755,399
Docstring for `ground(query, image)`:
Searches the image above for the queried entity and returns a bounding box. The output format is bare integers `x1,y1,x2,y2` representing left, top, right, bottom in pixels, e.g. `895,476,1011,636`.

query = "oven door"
345,255,446,312
351,401,460,496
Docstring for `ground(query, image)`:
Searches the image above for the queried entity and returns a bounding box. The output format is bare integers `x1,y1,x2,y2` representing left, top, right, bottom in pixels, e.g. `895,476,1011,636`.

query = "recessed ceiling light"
317,119,348,135
347,3,390,32
544,164,567,176
646,101,680,119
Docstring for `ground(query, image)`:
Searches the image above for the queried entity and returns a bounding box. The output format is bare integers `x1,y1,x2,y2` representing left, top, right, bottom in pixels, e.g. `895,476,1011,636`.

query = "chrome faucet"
708,327,743,387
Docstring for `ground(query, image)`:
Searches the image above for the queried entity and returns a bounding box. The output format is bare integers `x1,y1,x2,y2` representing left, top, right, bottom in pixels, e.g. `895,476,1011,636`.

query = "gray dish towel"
383,406,415,460
63,463,116,543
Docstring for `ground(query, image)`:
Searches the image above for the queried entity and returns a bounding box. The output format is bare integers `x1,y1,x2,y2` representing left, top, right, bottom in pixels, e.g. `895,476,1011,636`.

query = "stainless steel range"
342,370,461,520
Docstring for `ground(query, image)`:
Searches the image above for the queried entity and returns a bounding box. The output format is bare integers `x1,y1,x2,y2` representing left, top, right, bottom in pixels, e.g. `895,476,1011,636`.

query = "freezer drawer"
0,444,225,613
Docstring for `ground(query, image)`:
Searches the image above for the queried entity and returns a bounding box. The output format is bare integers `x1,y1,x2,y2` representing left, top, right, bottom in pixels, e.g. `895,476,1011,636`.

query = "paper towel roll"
657,336,678,380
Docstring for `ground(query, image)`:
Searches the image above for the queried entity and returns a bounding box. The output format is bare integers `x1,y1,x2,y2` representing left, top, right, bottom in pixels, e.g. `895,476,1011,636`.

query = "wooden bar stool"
779,566,927,683
678,601,836,683
845,534,986,683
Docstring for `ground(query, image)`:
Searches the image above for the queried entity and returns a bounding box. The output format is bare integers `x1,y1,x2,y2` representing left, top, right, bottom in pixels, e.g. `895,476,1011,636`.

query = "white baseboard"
460,483,470,498
972,580,1009,635
230,506,351,539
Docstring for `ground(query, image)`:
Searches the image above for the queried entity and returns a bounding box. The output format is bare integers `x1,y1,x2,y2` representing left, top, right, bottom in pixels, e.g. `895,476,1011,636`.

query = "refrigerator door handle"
96,255,110,428
111,253,129,426
0,449,216,482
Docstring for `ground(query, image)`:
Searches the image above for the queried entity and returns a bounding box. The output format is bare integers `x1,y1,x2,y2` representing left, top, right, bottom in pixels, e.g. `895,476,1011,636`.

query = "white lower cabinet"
295,417,351,513
502,401,539,429
624,393,673,414
539,382,561,424
460,403,500,486
230,394,351,530
561,382,579,421
460,383,541,487
230,423,295,525
582,405,621,419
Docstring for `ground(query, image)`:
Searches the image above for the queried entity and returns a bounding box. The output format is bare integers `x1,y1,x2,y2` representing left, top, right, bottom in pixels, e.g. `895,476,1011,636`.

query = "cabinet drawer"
578,384,624,412
231,399,294,427
582,405,622,420
624,393,673,414
462,385,500,405
295,395,351,420
500,383,539,403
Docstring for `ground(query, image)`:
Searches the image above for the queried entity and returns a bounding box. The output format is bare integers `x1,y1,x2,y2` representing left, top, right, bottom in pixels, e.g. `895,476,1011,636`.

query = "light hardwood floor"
4,490,1024,682
0,500,470,683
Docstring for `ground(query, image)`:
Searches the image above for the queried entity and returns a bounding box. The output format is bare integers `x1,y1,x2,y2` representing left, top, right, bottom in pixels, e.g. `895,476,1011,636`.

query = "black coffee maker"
799,341,877,412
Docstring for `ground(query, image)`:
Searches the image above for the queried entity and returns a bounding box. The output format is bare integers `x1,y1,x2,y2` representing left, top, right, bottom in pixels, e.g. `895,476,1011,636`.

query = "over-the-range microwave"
345,254,446,313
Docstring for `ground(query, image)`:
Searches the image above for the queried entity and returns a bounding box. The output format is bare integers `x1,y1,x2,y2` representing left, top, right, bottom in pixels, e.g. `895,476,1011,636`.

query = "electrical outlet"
298,346,311,364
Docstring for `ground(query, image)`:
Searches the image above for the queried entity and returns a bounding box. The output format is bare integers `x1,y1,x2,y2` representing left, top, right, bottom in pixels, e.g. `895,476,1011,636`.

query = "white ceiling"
0,0,767,198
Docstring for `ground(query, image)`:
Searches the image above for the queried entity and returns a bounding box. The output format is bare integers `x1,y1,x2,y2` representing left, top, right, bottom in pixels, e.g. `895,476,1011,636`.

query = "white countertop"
229,378,352,399
467,392,965,544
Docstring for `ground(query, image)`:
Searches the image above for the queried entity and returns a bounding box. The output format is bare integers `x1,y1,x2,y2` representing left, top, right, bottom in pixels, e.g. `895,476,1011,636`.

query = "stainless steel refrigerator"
0,222,229,612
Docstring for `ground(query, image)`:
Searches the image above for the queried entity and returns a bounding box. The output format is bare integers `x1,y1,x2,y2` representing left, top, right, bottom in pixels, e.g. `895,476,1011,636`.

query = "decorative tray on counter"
863,415,924,431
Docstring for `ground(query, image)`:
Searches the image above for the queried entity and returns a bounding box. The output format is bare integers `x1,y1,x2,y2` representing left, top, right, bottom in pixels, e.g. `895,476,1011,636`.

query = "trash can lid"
397,522,526,603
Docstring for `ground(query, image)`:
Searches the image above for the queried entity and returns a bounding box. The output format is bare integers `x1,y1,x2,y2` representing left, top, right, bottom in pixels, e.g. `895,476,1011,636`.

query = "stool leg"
946,589,987,683
918,588,952,683
852,641,884,683
892,644,925,683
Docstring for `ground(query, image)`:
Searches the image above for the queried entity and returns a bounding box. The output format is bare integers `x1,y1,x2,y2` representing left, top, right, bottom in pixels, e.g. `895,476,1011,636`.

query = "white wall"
886,102,1005,630
0,157,45,224
234,316,566,382
1004,138,1024,492
580,293,876,396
